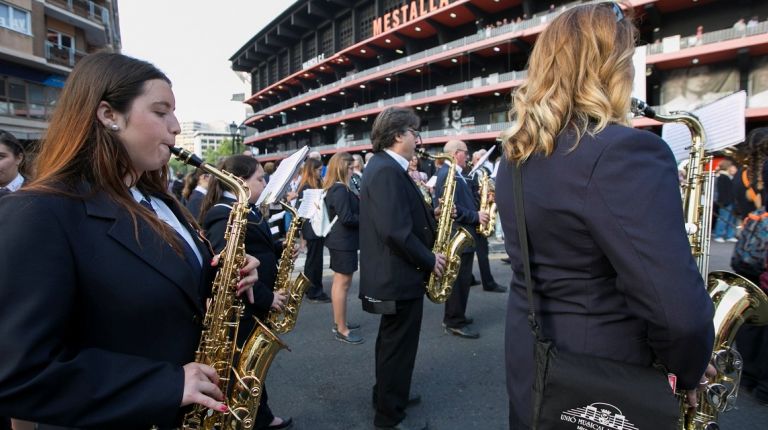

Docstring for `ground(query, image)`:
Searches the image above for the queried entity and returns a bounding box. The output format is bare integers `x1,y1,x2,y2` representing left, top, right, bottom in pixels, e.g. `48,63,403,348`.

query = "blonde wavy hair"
503,2,638,162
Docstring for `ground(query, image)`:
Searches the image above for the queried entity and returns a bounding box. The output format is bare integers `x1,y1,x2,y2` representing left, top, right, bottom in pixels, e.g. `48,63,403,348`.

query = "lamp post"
229,121,247,155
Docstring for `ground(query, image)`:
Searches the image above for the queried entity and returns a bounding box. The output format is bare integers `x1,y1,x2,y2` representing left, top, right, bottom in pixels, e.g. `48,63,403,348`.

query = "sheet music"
425,176,438,188
297,189,323,219
255,146,310,208
469,145,496,176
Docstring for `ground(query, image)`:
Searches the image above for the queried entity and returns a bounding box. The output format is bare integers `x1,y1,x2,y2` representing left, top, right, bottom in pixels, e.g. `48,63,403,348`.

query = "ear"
95,101,120,129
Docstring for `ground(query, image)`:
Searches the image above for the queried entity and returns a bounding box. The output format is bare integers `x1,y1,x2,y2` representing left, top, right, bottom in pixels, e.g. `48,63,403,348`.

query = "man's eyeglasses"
407,128,423,145
608,2,624,23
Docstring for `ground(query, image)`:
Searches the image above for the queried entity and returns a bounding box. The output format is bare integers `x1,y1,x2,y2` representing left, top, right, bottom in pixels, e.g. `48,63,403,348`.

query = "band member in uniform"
493,4,715,428
0,53,260,427
360,106,446,430
199,155,293,430
469,150,506,293
435,140,490,339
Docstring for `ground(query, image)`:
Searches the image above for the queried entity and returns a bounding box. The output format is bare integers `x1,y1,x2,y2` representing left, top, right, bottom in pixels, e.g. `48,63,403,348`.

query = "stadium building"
230,0,768,162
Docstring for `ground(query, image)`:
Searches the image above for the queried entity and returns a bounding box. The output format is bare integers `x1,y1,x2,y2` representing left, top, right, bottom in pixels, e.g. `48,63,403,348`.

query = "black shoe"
444,325,480,339
259,417,293,430
470,277,480,286
483,283,507,293
501,257,511,264
375,417,428,430
441,318,473,328
308,293,331,303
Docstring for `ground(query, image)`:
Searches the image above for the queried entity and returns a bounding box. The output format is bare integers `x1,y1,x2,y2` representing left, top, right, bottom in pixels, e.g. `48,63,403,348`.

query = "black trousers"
443,252,474,328
303,238,325,298
373,298,424,427
736,324,768,401
474,234,497,288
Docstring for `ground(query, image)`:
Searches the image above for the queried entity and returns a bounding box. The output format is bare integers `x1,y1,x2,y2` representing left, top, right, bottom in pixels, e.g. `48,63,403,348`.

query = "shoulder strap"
512,163,544,341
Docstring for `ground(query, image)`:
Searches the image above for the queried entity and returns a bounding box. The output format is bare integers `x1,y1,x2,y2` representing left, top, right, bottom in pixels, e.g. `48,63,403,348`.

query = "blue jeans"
714,204,736,239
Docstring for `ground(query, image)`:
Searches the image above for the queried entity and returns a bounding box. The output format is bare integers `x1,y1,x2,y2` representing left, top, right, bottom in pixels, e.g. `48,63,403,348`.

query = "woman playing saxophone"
0,53,261,427
493,3,715,428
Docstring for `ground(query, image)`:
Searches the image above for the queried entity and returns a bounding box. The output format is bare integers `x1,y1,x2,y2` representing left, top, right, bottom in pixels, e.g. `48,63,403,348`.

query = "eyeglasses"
608,2,624,23
408,128,423,145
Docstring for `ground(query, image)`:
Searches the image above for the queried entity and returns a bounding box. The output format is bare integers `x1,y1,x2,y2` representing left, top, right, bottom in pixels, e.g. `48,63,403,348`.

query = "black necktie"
140,197,202,278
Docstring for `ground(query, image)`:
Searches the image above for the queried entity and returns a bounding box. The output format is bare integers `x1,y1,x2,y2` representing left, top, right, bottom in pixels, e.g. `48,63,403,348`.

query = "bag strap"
512,163,544,341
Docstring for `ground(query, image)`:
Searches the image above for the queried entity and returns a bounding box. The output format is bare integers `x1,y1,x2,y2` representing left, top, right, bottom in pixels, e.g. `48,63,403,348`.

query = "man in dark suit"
360,107,446,430
434,140,490,339
469,150,506,293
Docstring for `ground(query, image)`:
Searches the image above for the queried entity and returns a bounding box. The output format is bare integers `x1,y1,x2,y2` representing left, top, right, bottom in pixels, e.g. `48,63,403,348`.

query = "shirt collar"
194,185,208,194
384,149,409,171
4,173,24,192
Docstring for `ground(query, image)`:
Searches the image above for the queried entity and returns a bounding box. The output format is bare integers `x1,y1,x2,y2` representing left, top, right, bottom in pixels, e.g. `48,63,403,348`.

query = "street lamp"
229,121,247,155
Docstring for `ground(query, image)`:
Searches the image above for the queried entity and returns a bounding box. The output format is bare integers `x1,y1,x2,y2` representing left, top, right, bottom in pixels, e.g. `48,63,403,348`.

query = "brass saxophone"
415,148,475,303
631,99,768,430
476,168,496,237
267,203,311,334
171,147,287,430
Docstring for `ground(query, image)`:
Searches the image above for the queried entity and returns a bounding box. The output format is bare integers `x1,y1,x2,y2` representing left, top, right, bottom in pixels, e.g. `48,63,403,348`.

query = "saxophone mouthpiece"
170,146,205,168
631,98,657,119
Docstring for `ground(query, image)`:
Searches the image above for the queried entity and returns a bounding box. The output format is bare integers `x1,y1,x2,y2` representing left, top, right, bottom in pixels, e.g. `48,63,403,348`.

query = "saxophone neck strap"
511,162,544,341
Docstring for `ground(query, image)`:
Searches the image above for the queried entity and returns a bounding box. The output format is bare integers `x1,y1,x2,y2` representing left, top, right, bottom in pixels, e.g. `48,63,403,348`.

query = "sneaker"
727,238,739,243
714,238,725,243
334,330,364,344
332,323,361,334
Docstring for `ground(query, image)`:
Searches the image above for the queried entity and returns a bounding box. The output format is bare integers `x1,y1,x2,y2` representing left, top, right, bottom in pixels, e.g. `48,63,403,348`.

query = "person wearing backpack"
323,152,363,344
713,160,738,242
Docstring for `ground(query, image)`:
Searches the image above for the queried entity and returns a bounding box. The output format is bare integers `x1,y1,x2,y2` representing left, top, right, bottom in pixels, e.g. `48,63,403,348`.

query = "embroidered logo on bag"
559,403,638,430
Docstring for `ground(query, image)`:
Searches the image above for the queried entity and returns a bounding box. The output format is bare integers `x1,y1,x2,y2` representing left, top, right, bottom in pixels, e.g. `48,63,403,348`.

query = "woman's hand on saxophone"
181,362,228,413
271,290,288,311
685,363,718,410
211,253,261,304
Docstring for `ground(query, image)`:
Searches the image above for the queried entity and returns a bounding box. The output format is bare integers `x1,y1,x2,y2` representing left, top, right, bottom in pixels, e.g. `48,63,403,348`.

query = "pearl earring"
110,124,119,131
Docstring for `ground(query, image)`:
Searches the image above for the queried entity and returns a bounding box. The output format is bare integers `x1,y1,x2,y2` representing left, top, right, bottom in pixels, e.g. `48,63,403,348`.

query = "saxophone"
631,99,768,430
476,169,497,237
171,147,287,430
415,148,475,303
267,202,311,334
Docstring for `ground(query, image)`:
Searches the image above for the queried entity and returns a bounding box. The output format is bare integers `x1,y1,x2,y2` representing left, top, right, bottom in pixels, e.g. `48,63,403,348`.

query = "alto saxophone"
267,203,311,334
416,148,475,303
476,169,497,237
631,99,768,430
171,147,287,430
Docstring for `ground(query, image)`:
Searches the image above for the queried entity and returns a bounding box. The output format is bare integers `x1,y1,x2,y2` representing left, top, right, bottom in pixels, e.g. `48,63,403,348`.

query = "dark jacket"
434,163,479,253
359,152,436,301
733,167,759,217
715,173,735,206
202,196,281,320
185,189,206,220
495,125,715,428
0,184,214,428
324,182,359,251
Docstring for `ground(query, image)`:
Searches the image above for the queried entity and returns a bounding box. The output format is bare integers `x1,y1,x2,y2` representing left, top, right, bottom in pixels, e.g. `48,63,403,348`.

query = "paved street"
264,239,768,429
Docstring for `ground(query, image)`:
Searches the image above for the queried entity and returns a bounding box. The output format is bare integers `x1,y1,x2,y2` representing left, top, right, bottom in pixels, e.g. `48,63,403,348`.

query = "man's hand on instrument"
433,253,447,277
271,290,287,311
685,363,717,410
478,211,490,225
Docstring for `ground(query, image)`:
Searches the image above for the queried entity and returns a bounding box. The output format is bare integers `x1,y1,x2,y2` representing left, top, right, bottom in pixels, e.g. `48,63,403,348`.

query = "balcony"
45,42,86,68
255,121,514,162
44,0,111,46
246,70,526,145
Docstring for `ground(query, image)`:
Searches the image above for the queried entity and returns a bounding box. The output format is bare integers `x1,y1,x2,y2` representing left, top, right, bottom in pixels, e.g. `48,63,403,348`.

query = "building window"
0,2,31,35
0,77,60,120
358,4,375,40
46,29,75,66
339,15,353,49
320,26,333,57
280,52,290,77
291,45,302,72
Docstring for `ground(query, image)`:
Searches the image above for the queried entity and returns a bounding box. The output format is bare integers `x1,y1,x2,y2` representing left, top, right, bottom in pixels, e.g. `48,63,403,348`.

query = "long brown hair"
297,158,323,191
323,152,353,190
26,53,190,247
199,155,260,222
504,2,637,162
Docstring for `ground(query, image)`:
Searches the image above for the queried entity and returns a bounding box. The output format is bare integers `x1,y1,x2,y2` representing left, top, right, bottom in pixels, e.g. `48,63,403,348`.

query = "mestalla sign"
372,0,452,36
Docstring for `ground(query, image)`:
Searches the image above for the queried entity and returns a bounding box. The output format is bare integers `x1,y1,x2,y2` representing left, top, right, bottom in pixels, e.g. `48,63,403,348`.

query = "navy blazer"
324,182,359,251
0,185,214,428
185,189,205,220
202,197,281,320
495,125,715,428
359,152,437,301
434,163,479,253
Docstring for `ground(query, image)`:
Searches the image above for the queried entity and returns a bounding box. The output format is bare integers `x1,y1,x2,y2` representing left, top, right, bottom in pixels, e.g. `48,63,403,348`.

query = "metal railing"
250,70,526,142
44,42,86,67
257,0,592,113
646,20,768,55
46,0,108,25
257,121,514,159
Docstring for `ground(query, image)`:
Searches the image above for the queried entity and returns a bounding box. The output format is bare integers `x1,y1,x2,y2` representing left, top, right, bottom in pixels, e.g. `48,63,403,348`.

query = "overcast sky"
119,1,295,125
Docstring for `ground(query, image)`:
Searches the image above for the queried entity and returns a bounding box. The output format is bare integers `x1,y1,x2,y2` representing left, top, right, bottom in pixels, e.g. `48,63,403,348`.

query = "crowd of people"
2,3,768,430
